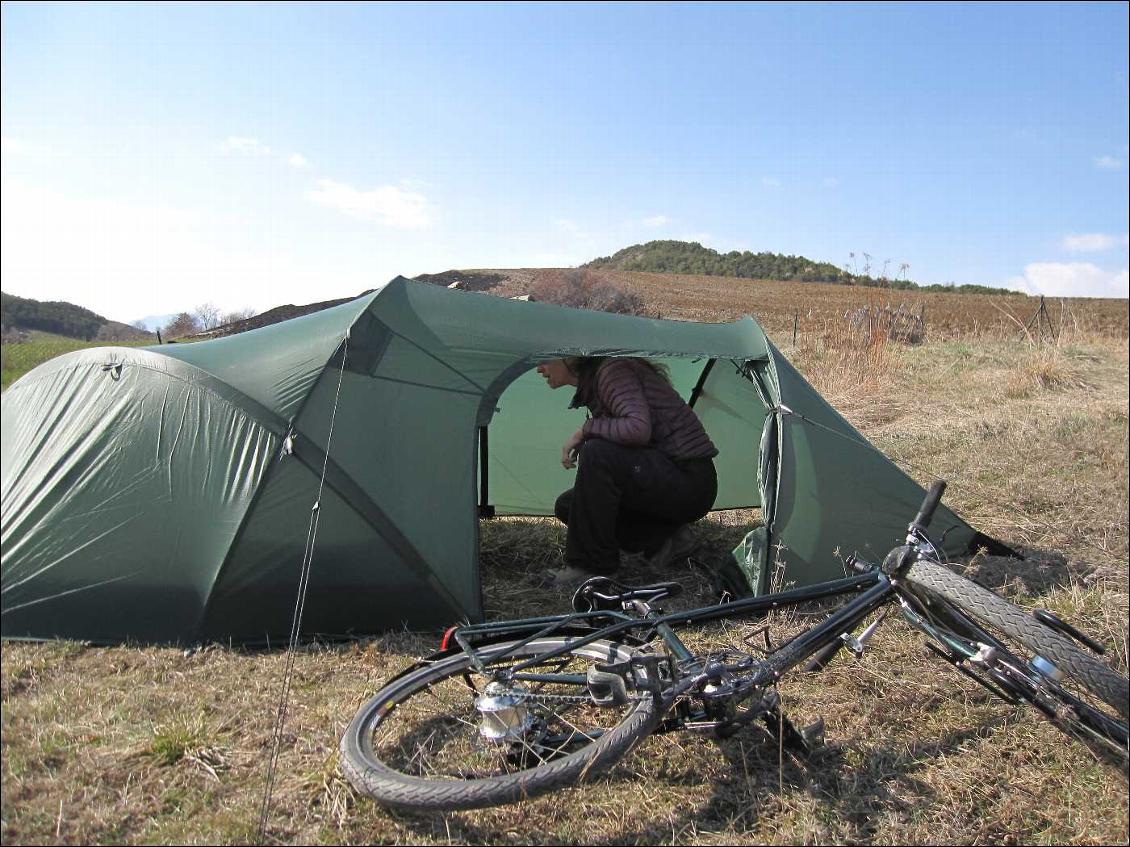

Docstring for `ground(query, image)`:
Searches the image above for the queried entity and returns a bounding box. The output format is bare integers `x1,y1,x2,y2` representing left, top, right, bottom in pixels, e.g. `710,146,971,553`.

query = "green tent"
1,277,1000,644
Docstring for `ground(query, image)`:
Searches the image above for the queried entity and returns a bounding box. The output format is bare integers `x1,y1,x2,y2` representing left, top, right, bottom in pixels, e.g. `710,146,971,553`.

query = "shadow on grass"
957,545,1097,598
379,710,1029,845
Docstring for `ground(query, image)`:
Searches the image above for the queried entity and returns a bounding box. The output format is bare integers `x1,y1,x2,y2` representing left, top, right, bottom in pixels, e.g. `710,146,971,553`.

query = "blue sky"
2,2,1127,322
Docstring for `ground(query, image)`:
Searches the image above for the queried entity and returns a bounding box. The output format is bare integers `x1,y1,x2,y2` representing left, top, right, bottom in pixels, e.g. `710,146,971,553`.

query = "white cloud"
0,178,373,320
1062,232,1130,253
642,215,669,228
1006,262,1129,299
822,177,840,188
1,136,37,156
762,177,781,188
306,178,432,229
221,136,273,156
287,152,309,168
1094,155,1124,170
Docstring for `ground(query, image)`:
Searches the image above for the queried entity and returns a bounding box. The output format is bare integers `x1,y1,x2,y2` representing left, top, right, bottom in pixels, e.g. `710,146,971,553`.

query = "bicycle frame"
442,555,1114,735
339,478,1128,814
429,470,1127,759
447,570,898,691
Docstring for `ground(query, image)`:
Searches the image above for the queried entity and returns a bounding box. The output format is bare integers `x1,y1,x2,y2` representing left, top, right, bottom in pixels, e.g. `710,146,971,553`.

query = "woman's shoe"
646,525,698,569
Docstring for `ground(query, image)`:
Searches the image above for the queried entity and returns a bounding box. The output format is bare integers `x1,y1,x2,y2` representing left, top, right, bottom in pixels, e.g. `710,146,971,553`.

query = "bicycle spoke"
360,642,645,784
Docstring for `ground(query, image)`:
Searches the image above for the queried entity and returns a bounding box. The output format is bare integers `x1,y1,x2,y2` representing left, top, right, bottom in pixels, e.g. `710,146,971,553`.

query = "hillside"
585,240,1021,295
1,291,153,343
587,240,854,284
0,245,1027,352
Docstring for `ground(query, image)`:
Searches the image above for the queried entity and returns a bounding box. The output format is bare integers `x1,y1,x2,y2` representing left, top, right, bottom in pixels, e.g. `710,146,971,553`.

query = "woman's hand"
561,428,584,469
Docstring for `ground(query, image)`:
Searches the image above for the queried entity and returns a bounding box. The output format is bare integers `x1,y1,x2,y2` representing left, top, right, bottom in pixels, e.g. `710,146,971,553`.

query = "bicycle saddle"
571,576,684,612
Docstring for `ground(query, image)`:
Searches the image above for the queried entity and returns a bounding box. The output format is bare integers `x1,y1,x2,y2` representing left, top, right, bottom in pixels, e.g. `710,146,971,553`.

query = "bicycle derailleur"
676,654,826,756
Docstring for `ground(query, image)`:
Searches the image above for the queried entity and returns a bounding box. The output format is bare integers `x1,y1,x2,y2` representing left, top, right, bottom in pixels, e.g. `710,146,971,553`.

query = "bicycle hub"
475,681,535,743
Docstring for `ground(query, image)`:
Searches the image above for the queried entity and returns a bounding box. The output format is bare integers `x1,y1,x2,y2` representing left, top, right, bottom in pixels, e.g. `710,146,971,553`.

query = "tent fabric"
2,276,990,644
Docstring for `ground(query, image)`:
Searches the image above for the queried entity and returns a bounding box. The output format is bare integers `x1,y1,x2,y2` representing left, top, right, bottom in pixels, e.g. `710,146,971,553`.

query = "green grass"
147,722,206,767
1,332,98,390
1,332,154,391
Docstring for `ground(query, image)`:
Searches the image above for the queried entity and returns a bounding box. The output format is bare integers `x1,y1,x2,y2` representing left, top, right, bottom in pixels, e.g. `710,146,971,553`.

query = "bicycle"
340,481,1129,812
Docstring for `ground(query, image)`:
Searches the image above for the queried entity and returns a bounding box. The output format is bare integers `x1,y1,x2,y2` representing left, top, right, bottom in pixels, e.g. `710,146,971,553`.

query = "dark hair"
564,356,605,381
565,356,670,384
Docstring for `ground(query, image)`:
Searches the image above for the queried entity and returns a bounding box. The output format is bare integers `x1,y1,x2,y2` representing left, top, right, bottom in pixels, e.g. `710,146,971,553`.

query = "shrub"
529,269,650,316
161,312,202,339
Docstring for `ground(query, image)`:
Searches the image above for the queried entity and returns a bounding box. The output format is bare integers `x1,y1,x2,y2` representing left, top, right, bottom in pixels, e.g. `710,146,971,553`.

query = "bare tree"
162,312,202,339
220,307,257,326
193,302,222,331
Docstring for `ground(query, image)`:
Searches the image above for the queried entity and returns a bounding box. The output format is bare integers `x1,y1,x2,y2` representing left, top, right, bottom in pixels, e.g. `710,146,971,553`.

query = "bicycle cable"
257,332,350,840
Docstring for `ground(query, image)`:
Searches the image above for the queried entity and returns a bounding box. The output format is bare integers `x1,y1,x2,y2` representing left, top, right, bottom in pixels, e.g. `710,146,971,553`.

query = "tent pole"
478,426,494,518
687,359,717,408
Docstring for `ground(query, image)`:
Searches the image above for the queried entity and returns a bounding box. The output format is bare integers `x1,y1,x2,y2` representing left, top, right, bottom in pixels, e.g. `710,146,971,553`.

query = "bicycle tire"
340,637,660,812
905,560,1128,719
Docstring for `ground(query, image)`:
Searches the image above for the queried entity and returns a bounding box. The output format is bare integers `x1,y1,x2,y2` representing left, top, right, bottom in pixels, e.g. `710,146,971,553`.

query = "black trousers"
554,439,718,574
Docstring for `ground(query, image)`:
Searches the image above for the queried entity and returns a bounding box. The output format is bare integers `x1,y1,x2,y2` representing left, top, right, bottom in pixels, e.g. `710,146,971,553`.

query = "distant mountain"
1,291,154,342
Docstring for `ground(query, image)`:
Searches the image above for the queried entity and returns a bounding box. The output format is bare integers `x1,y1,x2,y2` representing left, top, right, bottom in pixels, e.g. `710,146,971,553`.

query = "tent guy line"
260,331,349,840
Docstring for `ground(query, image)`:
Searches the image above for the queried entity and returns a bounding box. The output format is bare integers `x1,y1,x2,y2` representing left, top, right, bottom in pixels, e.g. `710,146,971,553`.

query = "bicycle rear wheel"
905,559,1128,763
340,637,660,812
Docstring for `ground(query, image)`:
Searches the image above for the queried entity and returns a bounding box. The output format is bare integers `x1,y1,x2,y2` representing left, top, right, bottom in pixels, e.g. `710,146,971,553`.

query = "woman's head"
537,356,670,390
536,358,579,389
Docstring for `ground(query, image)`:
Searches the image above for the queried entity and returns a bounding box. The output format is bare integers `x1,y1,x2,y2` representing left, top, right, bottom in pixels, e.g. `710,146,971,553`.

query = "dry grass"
2,276,1127,845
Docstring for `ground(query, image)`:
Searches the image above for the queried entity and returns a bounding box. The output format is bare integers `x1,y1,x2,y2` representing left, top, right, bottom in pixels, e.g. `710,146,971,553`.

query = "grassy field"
0,332,154,391
2,277,1128,845
1,332,100,391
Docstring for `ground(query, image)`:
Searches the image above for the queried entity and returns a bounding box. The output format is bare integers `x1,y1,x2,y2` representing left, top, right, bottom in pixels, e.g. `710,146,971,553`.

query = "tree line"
1,291,260,343
1,291,106,339
585,241,1022,294
587,240,852,283
150,303,257,340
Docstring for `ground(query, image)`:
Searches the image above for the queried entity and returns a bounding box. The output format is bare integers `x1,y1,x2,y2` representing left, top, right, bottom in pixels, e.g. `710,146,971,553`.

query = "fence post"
1025,295,1049,344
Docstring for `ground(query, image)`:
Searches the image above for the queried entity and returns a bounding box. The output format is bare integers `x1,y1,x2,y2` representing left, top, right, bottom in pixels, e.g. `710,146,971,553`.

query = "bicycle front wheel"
340,637,660,812
905,559,1128,762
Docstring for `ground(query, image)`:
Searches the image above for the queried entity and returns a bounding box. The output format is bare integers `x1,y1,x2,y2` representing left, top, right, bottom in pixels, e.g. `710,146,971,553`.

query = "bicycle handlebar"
910,480,947,535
